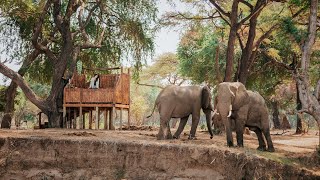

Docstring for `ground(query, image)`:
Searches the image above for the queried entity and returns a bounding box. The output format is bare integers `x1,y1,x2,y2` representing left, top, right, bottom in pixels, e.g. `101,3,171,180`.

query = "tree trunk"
295,0,320,130
1,83,18,128
1,50,40,128
296,82,303,134
224,0,239,82
237,1,263,85
271,101,281,129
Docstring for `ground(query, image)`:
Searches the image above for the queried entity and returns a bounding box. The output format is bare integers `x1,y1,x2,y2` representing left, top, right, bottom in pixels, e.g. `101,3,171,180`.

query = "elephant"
147,85,214,140
215,82,275,152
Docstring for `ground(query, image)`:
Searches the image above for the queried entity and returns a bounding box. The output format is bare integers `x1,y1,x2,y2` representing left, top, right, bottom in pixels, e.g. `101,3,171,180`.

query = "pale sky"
0,1,182,85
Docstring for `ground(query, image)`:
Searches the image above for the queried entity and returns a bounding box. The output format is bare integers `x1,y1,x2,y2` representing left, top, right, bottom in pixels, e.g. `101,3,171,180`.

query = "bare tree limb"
0,62,46,110
167,11,220,21
238,0,267,26
208,0,230,18
137,82,164,89
239,0,253,10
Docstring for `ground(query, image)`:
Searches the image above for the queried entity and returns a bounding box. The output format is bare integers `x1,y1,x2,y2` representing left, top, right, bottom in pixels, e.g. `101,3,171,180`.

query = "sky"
0,1,183,85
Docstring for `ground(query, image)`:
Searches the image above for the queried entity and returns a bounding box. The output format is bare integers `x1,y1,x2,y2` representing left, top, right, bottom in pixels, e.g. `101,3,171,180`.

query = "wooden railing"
64,73,130,105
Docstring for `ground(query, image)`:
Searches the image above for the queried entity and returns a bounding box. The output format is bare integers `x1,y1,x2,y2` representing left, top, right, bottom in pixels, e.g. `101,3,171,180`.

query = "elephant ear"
202,86,211,110
231,82,249,110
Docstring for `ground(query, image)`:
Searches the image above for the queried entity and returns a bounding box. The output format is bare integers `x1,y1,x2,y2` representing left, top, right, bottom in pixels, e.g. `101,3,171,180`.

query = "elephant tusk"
227,105,232,118
227,111,232,117
212,109,219,116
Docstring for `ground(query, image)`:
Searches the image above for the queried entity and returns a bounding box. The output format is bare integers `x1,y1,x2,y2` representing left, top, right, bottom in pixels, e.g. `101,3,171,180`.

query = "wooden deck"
61,68,130,130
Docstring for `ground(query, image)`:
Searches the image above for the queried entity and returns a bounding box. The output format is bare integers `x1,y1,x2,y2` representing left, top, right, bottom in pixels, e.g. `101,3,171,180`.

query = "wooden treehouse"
62,67,130,130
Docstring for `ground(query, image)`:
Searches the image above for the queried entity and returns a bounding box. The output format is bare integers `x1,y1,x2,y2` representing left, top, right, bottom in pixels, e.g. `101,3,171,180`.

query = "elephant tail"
146,103,157,118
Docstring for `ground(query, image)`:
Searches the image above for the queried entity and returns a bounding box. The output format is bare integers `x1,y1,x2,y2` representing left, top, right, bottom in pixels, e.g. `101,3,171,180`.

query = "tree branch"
208,0,230,18
0,62,46,110
239,0,253,10
137,82,164,89
31,0,57,61
168,11,220,21
238,0,267,26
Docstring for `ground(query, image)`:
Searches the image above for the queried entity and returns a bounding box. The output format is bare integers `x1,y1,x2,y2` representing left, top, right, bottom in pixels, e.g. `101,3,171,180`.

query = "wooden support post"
73,108,77,129
63,106,66,128
128,108,130,129
83,112,85,129
38,112,42,128
68,108,71,129
120,108,123,130
104,108,108,130
79,106,83,129
109,106,115,130
89,110,93,129
95,107,99,130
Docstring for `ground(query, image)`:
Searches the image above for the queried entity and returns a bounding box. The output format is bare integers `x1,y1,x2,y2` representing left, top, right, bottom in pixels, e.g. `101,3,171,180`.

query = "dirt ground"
0,127,319,179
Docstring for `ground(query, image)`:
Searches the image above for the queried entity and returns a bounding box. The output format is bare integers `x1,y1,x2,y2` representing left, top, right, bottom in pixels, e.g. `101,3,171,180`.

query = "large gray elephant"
215,82,275,152
148,85,214,140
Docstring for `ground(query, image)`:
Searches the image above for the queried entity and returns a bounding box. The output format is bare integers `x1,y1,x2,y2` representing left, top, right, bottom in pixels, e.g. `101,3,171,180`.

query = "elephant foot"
257,146,267,151
236,144,244,148
267,147,275,152
227,141,234,147
188,135,197,140
173,135,180,139
156,134,173,140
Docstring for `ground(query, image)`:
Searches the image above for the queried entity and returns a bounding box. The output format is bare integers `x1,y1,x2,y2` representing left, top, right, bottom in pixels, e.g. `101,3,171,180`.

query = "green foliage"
130,82,160,125
140,52,185,85
281,17,307,44
177,25,226,85
289,0,310,6
310,50,320,85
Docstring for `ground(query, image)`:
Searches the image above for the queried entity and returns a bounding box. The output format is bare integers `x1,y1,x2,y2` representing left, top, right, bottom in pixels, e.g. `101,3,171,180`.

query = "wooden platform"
61,67,130,130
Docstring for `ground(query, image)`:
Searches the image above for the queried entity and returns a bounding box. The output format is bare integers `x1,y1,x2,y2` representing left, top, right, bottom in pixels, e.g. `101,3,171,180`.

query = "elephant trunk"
205,111,214,139
217,101,234,147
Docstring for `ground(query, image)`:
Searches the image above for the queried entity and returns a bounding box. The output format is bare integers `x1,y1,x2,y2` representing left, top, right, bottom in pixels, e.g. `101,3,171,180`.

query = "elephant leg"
225,118,234,147
262,128,275,152
173,116,189,139
157,116,172,140
235,121,244,147
188,113,200,140
253,128,266,151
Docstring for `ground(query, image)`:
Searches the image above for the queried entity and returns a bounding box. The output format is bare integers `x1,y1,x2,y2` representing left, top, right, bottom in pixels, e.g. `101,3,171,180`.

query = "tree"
177,25,226,86
294,0,320,133
0,0,157,127
163,0,306,85
138,52,186,88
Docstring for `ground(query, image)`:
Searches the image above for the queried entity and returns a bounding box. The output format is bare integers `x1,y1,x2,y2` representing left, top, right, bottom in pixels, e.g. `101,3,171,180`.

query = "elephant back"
247,91,266,107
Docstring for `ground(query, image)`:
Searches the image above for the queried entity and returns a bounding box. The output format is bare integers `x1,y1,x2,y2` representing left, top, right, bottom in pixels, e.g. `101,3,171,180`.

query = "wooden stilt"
104,108,108,130
128,108,130,130
83,111,85,129
38,112,42,128
89,110,93,129
120,108,123,130
109,106,115,130
63,106,66,128
95,107,99,129
73,108,77,129
68,108,71,128
79,106,83,129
